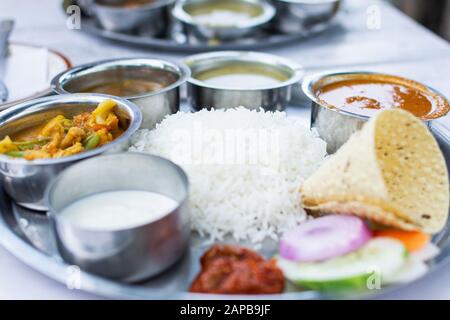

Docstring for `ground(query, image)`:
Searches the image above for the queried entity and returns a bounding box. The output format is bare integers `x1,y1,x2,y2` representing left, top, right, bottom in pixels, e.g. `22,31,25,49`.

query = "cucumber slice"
277,238,407,291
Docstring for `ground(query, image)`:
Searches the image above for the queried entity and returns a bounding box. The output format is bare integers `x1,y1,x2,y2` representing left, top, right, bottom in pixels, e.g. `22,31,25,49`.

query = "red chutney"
190,244,284,294
316,78,447,119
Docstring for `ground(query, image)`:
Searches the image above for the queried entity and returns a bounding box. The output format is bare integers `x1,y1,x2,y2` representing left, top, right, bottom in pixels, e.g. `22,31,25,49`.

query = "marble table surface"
0,0,449,299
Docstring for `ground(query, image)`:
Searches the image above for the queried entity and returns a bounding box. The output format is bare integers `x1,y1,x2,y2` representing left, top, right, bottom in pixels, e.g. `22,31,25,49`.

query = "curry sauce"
316,77,447,119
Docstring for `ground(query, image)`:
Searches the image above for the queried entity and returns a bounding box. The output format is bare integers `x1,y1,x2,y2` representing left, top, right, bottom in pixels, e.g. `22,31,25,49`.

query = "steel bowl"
185,51,303,111
0,81,7,103
0,94,142,211
172,0,275,41
92,0,175,35
271,0,341,34
51,58,190,129
302,71,450,154
46,152,190,282
76,0,96,16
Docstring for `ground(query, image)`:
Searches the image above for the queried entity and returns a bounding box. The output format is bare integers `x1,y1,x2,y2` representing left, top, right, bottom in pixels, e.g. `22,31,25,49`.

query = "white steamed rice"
130,107,327,244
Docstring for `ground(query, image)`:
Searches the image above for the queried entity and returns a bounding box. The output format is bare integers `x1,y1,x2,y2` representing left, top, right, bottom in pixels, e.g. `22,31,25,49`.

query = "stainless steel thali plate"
0,105,449,299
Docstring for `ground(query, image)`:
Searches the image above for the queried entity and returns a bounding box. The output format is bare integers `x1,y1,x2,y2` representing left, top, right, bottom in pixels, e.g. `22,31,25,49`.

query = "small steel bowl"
185,51,303,111
272,0,341,34
92,0,175,35
172,0,275,41
0,81,7,103
46,152,190,282
51,58,190,129
76,0,96,16
0,94,142,211
302,71,450,154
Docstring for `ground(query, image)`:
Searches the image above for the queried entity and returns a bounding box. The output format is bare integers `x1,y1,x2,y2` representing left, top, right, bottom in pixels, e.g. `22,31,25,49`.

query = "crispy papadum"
301,109,449,234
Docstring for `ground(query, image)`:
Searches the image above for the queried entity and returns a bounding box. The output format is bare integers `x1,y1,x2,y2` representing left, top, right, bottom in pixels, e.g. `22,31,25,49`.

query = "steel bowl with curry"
0,99,125,160
302,71,450,153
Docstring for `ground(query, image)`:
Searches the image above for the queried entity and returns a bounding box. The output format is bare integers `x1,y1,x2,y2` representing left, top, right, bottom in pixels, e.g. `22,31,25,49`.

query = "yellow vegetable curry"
0,99,124,160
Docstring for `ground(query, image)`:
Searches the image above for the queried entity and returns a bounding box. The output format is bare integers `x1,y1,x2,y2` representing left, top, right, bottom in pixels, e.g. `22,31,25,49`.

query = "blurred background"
391,0,450,41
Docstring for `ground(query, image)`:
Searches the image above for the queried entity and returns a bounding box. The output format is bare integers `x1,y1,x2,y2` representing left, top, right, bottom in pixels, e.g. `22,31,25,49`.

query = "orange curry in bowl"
315,74,449,120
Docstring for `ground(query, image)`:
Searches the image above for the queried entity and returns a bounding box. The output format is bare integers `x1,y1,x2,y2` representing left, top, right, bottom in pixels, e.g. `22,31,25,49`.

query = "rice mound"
130,107,327,244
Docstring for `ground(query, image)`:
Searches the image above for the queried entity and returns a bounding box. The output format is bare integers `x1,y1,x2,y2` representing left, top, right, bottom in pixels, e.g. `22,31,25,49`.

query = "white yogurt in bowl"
60,190,178,231
47,153,189,281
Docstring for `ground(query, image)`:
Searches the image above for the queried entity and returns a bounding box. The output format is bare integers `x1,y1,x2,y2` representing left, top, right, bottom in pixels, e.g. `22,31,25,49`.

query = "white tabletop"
0,0,449,299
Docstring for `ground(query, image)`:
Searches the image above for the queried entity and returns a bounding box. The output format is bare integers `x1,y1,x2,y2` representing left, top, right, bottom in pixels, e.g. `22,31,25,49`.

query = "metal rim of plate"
77,11,342,53
0,106,450,300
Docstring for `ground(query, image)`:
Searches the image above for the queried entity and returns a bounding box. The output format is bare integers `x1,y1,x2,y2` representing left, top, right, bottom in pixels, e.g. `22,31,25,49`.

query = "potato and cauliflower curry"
0,99,124,160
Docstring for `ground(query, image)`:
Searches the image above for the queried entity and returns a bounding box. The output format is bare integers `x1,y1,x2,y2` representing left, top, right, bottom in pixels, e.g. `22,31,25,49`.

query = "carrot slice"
373,230,430,252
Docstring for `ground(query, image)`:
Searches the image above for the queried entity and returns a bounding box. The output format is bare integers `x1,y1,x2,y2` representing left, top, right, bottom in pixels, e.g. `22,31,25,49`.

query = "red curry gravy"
316,76,449,119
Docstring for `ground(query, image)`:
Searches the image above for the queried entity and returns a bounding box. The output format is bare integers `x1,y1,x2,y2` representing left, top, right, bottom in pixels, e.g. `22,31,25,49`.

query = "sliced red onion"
279,215,372,262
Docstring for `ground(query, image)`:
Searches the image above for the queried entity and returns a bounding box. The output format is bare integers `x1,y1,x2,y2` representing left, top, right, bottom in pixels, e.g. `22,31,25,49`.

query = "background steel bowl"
0,94,142,211
271,0,341,34
51,58,190,129
185,51,303,111
92,0,175,36
75,0,95,16
0,81,7,103
302,71,449,154
172,0,275,41
46,152,190,282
